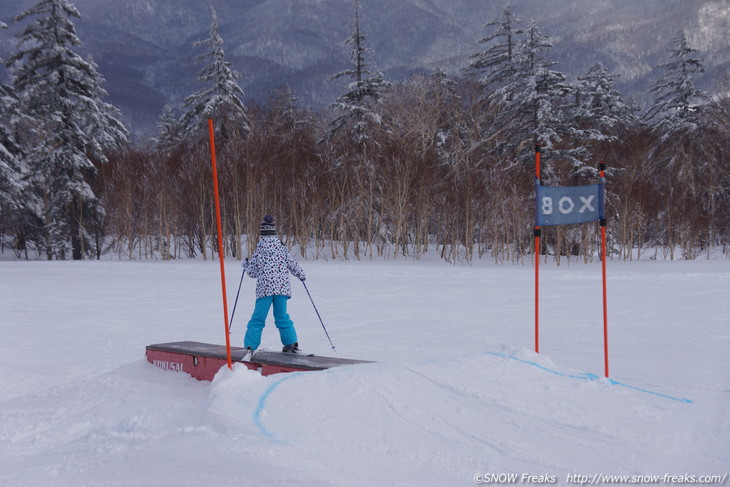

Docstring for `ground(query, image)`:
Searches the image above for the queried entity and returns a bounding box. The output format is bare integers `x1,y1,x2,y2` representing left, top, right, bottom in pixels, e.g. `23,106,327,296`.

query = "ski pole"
228,266,246,334
302,280,336,351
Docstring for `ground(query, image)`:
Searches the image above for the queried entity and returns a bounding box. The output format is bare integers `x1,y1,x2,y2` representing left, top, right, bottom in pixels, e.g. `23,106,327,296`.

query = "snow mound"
197,350,707,485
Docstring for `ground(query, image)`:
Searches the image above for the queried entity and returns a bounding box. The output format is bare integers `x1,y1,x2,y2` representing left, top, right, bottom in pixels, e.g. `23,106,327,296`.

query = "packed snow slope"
1,256,728,486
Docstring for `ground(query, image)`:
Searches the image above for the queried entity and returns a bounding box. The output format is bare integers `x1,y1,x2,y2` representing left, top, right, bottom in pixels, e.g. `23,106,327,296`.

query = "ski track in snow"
0,258,728,486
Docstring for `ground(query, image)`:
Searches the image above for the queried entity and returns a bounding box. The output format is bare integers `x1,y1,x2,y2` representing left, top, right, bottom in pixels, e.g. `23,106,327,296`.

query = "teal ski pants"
244,295,298,350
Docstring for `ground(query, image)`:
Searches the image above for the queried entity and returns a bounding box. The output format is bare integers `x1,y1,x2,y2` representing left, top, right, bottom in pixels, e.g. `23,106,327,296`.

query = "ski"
240,349,255,362
239,350,314,362
284,351,315,357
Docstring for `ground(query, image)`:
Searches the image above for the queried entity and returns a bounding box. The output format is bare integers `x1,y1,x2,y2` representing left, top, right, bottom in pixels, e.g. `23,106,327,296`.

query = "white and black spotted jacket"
244,236,306,299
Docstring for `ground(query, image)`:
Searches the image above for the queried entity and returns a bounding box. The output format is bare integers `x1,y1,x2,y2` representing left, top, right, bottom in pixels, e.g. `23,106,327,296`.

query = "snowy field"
1,255,728,486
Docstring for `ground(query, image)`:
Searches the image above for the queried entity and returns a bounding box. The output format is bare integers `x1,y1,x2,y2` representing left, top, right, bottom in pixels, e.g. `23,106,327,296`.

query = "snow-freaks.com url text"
473,473,728,485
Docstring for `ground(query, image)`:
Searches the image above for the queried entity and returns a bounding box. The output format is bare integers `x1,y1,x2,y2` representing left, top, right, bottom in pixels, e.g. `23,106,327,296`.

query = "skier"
241,215,306,360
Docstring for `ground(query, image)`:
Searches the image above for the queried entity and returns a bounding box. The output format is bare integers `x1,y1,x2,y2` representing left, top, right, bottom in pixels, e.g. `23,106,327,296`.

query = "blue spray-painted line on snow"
253,372,303,440
483,352,693,404
604,378,693,404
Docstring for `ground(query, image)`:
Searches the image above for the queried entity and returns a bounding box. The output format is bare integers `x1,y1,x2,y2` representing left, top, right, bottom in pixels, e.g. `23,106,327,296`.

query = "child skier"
241,215,306,360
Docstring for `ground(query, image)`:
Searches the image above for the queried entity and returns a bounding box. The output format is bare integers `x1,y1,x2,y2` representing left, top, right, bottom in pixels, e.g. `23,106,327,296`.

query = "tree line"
1,1,728,263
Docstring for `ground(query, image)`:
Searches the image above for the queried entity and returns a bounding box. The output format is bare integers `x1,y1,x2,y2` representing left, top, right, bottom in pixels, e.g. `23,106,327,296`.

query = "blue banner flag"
535,183,604,226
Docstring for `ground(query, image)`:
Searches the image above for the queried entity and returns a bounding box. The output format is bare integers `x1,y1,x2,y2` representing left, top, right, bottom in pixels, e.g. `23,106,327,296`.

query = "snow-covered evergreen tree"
0,81,22,213
1,21,23,216
487,22,577,180
83,56,128,158
467,4,522,94
644,31,709,178
155,105,182,156
8,0,128,259
324,0,390,150
642,33,719,256
645,31,708,138
563,62,640,177
180,6,250,142
575,62,638,138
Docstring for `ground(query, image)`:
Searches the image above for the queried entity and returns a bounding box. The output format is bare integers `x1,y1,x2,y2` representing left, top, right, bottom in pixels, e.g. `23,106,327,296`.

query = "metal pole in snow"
208,118,232,369
228,267,245,334
534,142,541,354
599,162,609,378
302,280,336,351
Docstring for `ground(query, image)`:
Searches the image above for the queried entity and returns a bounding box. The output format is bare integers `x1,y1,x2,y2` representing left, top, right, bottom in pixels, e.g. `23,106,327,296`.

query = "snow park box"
146,341,373,381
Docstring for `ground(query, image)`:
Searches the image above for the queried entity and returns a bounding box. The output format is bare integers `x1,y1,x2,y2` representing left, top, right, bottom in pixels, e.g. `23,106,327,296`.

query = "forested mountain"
0,0,728,133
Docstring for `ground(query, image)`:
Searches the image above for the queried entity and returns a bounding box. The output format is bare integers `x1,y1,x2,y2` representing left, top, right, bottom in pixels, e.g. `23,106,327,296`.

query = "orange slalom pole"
601,225,609,377
535,231,540,354
534,142,541,354
599,162,609,378
208,118,232,370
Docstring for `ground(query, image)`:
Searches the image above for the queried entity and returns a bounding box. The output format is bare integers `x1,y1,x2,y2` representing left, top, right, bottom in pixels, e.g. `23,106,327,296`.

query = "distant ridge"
1,0,726,134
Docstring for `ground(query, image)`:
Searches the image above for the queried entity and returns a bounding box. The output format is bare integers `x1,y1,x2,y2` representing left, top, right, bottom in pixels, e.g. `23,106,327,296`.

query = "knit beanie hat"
259,215,277,236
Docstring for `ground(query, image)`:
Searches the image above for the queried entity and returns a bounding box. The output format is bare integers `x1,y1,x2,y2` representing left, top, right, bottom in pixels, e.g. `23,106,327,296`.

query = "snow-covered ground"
1,256,728,486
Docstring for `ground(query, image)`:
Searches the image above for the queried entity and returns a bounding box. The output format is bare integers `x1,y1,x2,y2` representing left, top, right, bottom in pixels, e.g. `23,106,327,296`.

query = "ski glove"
241,258,249,270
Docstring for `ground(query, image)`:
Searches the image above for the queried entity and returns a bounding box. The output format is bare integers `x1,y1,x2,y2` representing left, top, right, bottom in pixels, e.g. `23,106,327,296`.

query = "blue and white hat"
260,215,277,236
